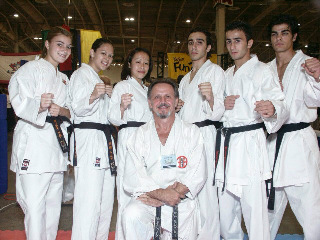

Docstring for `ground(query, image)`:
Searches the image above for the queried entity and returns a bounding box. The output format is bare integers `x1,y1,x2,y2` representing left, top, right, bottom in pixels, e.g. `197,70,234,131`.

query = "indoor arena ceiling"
0,0,319,63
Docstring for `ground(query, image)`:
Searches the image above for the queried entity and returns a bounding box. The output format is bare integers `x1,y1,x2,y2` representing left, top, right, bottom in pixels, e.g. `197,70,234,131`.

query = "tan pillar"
216,4,225,66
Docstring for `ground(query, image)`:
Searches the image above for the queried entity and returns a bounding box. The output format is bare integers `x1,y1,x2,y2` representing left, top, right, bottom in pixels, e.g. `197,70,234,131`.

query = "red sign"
177,156,188,168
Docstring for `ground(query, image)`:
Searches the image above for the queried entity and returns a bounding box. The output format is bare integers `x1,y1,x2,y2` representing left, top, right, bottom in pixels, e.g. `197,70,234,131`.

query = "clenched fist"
39,93,54,113
224,95,239,110
301,58,320,82
254,100,275,118
90,83,107,104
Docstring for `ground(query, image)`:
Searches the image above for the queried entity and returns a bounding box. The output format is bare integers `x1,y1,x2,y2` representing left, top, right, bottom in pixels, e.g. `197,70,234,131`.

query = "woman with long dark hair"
68,38,116,240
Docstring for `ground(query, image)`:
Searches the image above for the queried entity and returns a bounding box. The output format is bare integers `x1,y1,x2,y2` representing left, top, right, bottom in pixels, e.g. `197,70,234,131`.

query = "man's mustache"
157,103,170,108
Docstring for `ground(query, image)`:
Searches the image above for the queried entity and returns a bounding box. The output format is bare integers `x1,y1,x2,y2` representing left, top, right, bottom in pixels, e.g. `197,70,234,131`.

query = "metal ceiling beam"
48,0,66,25
0,23,32,52
250,2,278,26
116,0,126,56
14,0,49,28
305,28,319,42
92,0,106,36
177,0,210,53
82,0,101,32
151,0,163,56
72,0,86,29
178,0,210,53
233,4,250,22
165,0,186,53
252,0,310,53
5,0,35,35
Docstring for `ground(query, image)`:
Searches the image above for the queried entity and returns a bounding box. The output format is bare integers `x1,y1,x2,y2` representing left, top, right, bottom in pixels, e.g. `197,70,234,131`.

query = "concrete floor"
0,131,303,235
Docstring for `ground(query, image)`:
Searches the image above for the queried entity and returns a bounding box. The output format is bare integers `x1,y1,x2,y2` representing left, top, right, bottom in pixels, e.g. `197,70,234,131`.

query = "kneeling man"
122,79,207,240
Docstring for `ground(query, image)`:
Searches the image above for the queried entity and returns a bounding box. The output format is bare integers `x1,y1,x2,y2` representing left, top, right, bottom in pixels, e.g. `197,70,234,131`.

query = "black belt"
118,121,145,131
154,206,178,240
45,116,71,153
193,119,222,129
73,122,117,175
213,122,265,191
267,122,310,210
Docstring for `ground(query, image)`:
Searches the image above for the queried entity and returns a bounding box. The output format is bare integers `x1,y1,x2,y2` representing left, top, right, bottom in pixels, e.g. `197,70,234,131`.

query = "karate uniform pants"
197,160,220,240
218,179,270,240
16,172,63,240
71,167,115,240
269,180,320,240
115,172,133,240
122,198,197,240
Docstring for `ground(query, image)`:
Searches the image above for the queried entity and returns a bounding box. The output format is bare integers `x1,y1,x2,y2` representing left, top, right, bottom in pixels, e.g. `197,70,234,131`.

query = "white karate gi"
68,63,115,240
267,50,320,240
108,77,152,240
9,58,69,240
122,116,207,240
216,55,287,240
178,59,225,240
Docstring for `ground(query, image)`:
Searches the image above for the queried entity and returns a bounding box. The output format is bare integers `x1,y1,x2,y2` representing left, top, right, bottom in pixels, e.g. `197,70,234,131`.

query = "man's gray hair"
147,78,179,99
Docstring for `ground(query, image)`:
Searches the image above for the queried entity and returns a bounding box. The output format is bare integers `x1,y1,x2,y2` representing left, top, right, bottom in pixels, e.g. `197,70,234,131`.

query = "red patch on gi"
21,159,30,170
177,156,187,168
95,157,101,167
62,79,67,85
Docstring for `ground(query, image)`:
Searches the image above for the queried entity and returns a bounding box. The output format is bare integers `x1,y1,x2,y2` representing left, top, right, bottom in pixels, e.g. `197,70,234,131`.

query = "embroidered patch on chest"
95,157,101,167
62,79,67,85
21,159,30,170
177,156,188,168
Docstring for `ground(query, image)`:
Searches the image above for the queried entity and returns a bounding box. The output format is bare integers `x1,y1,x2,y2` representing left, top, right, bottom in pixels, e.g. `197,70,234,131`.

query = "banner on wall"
0,51,40,84
80,29,102,65
167,53,217,79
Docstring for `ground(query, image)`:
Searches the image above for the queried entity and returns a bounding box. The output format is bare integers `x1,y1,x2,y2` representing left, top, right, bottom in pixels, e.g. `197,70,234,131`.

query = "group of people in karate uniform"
8,13,320,240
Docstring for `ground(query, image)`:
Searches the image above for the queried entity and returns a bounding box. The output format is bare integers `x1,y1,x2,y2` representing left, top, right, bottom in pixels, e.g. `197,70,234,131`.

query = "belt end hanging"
268,187,275,210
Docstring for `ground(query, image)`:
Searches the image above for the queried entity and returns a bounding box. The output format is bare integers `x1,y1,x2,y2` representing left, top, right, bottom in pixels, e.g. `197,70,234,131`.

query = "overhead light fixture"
68,16,72,19
177,41,181,44
186,19,191,23
305,44,308,48
34,37,39,40
125,17,130,21
14,14,19,18
131,39,135,42
130,17,135,21
265,43,270,47
298,23,301,26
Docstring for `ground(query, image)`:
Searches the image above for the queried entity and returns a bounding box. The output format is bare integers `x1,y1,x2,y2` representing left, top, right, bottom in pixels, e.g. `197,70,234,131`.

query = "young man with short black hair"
217,20,288,240
267,14,320,240
177,27,225,240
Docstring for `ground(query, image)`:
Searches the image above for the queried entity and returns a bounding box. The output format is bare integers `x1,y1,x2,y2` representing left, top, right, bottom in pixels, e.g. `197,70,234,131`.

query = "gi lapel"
274,51,302,109
183,60,211,101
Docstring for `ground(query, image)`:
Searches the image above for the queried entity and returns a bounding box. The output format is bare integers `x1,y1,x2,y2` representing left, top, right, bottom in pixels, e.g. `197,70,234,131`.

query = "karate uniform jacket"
216,55,288,194
108,77,152,175
178,59,225,177
9,58,69,174
267,50,320,187
68,63,115,169
123,115,207,238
